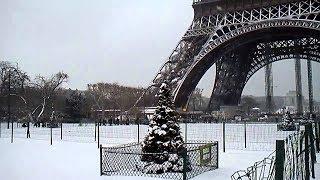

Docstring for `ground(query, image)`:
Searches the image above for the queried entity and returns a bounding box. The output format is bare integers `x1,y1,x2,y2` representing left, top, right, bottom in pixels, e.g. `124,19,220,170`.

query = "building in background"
284,90,305,108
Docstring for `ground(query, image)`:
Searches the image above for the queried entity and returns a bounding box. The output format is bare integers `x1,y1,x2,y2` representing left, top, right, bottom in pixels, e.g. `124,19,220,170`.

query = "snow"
0,123,319,180
0,138,273,180
196,150,271,180
316,155,320,178
0,138,152,180
155,129,167,136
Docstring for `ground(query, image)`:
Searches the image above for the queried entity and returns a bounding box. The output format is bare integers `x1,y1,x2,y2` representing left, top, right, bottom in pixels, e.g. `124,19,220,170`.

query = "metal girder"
185,0,320,38
205,37,320,112
134,0,320,110
245,37,320,83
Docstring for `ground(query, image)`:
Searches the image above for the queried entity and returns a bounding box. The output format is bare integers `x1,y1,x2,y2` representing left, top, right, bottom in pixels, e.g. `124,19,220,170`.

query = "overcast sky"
1,0,319,100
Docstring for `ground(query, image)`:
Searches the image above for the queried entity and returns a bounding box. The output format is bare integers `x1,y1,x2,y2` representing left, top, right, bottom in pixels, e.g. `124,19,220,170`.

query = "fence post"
318,122,320,151
306,123,315,178
11,120,13,143
310,124,316,165
95,122,97,142
185,120,188,143
100,144,103,176
137,120,140,143
182,148,187,180
316,122,320,152
216,142,219,168
26,122,29,138
60,123,63,140
244,121,247,149
50,126,53,145
275,140,285,180
97,122,100,149
304,124,310,180
222,122,225,152
318,122,320,141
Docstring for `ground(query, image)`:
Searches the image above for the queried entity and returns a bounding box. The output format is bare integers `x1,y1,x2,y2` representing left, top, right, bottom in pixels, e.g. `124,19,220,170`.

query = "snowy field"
0,138,272,180
1,138,319,180
1,123,319,180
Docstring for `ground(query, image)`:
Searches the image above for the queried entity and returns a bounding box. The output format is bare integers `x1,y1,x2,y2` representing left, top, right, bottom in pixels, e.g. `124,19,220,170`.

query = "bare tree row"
0,61,155,125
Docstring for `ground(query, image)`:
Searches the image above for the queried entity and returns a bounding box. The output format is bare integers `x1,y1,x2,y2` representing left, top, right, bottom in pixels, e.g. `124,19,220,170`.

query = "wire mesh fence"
282,123,317,180
100,141,218,180
231,122,320,180
0,121,299,151
231,151,276,180
283,131,307,180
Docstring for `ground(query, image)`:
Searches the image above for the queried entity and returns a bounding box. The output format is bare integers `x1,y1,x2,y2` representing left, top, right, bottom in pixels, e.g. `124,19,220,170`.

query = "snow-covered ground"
316,155,320,179
0,138,272,180
0,123,319,180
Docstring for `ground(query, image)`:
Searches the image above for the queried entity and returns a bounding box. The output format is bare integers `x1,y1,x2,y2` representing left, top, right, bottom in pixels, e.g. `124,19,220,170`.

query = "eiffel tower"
136,0,320,112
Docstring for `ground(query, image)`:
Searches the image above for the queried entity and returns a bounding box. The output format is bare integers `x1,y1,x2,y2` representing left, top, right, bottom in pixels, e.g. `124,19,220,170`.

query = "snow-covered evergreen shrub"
298,113,315,125
141,82,190,173
278,112,296,131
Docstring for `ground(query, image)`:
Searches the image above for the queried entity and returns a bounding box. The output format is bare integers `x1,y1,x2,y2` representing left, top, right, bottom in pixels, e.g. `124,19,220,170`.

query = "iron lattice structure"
136,0,320,111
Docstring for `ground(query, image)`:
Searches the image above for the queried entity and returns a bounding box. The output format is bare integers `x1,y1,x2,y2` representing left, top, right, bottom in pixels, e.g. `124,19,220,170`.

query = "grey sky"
1,0,319,100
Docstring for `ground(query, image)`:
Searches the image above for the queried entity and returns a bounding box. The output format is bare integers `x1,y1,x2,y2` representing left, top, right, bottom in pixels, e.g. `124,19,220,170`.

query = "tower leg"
265,63,274,113
295,58,303,115
207,50,250,112
307,60,314,114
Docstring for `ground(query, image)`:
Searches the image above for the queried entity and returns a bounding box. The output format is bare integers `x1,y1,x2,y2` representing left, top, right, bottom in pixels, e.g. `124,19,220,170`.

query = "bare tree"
9,72,68,132
87,83,116,121
0,61,29,128
87,82,145,122
31,72,68,123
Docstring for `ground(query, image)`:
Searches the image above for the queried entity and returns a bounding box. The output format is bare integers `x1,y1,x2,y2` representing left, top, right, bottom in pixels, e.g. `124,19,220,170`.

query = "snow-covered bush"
278,112,296,131
298,113,315,125
141,82,190,173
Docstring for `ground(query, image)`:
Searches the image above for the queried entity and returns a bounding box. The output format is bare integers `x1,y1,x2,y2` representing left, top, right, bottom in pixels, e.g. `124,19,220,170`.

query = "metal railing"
0,121,298,151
